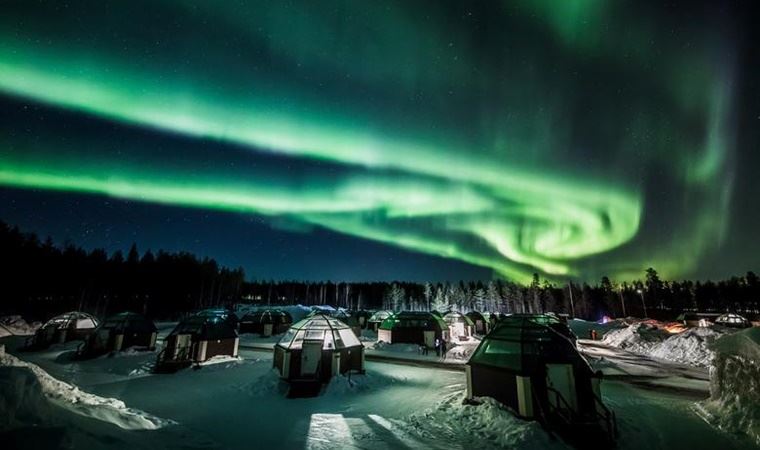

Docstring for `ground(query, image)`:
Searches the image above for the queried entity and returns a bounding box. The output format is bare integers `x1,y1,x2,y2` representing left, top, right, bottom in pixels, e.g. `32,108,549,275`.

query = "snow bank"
601,322,728,367
698,328,760,445
0,349,174,430
0,315,40,337
0,364,53,431
405,392,566,449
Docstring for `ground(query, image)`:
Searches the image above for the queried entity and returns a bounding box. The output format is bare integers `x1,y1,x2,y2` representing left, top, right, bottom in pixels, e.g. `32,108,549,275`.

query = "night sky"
0,1,758,283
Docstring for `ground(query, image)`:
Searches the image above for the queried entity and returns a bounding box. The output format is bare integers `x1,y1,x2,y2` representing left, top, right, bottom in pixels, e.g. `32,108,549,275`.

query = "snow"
698,328,760,445
601,321,730,367
197,355,242,367
0,346,173,430
2,331,758,449
404,393,567,450
0,315,40,337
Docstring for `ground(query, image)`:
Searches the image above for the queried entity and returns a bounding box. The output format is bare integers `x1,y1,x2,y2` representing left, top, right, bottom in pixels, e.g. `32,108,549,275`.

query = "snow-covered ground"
367,338,479,365
1,326,758,449
0,315,40,337
697,328,760,445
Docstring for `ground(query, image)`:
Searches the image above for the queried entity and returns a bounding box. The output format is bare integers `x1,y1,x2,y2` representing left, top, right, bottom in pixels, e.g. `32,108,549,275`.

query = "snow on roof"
368,310,393,322
711,327,760,362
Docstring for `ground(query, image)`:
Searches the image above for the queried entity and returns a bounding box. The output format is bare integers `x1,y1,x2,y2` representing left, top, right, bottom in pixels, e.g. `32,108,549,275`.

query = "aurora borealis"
0,1,756,282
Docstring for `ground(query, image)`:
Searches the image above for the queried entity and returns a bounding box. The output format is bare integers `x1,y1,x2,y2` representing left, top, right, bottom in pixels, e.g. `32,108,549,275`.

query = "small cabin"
26,312,99,350
378,311,449,348
79,312,157,357
715,313,752,329
443,311,475,341
466,314,616,444
156,314,239,372
466,311,490,335
239,309,293,336
367,310,393,332
273,314,364,382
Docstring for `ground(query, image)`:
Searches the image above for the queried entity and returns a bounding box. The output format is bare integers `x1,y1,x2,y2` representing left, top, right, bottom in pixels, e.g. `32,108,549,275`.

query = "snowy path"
578,339,710,396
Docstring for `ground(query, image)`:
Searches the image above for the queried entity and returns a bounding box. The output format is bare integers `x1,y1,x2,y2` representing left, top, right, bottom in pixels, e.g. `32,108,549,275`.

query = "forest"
1,221,758,321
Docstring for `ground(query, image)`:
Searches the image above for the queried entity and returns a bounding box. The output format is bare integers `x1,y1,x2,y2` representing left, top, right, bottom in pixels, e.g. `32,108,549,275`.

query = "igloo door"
300,341,322,377
424,330,435,348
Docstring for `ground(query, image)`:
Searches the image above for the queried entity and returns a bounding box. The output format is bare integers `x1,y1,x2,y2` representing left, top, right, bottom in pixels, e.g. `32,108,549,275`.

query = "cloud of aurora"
0,1,737,282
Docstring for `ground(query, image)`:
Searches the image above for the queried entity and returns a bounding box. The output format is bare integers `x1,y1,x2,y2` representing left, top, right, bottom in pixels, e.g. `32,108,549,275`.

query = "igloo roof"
43,312,99,330
169,314,238,340
715,313,750,325
368,310,393,322
466,311,487,321
241,309,292,324
99,312,157,333
467,314,589,375
379,311,447,331
276,314,362,350
443,311,475,326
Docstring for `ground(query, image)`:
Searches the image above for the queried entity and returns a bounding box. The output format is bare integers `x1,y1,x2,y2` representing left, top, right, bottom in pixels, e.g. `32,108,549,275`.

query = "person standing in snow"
440,338,448,361
435,337,441,357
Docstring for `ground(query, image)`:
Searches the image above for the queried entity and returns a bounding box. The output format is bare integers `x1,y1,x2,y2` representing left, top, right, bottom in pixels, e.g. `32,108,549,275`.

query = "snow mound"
602,322,728,367
246,368,289,397
0,349,174,430
0,315,40,337
197,355,242,367
445,340,480,362
404,392,566,449
698,328,760,445
323,371,409,396
371,341,422,353
0,365,53,431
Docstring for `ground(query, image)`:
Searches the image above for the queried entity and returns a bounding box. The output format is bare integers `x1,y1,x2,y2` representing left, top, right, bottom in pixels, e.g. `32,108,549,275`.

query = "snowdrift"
0,315,40,337
601,322,728,367
0,347,173,430
405,392,566,450
698,328,760,445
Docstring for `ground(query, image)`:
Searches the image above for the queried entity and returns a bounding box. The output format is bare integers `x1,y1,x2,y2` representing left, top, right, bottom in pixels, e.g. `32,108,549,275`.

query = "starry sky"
0,1,757,283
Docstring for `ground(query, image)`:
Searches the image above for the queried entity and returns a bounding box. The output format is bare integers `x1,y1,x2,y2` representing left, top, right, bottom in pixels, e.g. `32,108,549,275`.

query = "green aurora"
0,1,738,282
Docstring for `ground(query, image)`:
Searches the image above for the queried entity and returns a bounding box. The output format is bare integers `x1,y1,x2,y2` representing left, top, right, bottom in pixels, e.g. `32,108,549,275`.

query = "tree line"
0,221,244,321
1,221,758,321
